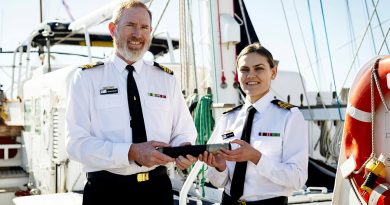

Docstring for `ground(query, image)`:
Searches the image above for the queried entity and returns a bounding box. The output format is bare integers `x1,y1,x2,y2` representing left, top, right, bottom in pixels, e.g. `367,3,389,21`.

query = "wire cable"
370,0,390,53
345,0,360,70
208,0,219,102
364,0,378,54
341,0,380,90
151,0,171,37
378,26,390,54
306,0,321,84
280,0,313,119
319,0,343,120
293,0,330,117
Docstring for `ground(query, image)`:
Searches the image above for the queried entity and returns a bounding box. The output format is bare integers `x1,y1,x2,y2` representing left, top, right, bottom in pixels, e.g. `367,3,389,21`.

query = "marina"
1,0,390,204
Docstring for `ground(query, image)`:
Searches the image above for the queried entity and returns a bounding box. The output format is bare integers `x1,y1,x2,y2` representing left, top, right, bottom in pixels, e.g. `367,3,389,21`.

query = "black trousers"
83,168,173,205
221,192,288,205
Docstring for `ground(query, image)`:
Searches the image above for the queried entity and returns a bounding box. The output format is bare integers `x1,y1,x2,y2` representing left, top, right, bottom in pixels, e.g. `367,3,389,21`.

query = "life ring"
344,56,390,204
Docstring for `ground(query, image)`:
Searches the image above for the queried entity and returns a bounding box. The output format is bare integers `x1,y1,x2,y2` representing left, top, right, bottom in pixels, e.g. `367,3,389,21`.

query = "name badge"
100,86,119,95
222,131,235,139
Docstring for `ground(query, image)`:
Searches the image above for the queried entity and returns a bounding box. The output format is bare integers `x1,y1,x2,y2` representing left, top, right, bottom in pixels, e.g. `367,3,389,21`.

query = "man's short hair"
112,0,152,25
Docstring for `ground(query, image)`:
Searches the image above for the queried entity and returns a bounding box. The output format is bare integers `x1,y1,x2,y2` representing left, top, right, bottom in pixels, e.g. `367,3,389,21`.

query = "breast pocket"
145,95,169,111
144,94,171,139
94,94,127,132
252,133,283,159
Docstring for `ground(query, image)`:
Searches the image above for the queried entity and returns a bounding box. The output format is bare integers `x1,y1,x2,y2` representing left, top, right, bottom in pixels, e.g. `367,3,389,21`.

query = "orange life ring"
344,56,390,204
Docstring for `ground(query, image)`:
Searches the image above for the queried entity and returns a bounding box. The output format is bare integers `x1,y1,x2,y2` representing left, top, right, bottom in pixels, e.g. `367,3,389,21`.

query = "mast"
200,0,239,106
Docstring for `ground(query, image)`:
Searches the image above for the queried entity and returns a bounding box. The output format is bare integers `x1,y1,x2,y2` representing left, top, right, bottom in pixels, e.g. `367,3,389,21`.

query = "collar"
243,91,274,114
112,54,145,75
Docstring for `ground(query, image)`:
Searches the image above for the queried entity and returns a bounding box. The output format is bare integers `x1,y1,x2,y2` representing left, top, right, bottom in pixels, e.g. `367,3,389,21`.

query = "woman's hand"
199,151,227,172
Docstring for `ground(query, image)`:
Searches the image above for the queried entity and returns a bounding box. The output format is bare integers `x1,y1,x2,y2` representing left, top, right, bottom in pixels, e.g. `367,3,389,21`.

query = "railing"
0,144,22,167
0,144,21,160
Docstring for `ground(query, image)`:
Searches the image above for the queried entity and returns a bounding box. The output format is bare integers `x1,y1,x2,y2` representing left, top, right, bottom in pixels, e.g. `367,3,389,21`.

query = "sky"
1,0,390,96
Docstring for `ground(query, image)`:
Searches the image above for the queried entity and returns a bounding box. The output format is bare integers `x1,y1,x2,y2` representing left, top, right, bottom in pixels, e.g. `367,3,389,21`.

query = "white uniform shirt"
207,91,308,201
66,54,197,175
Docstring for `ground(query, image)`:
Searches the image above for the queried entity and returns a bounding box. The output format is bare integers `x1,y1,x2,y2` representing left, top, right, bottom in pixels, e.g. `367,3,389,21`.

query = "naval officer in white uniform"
200,43,308,205
65,1,197,204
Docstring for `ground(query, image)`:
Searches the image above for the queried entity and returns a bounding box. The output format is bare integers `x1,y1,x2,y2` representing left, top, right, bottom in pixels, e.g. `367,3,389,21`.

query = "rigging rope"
280,0,313,120
293,0,329,117
151,0,171,37
238,0,252,44
378,27,390,54
193,93,215,197
319,0,343,121
370,0,390,53
316,121,344,162
194,94,214,146
188,0,199,92
306,0,322,88
61,0,75,21
216,0,227,89
328,121,344,160
148,0,154,8
208,0,219,102
345,0,360,70
364,0,378,54
196,0,206,88
341,0,380,90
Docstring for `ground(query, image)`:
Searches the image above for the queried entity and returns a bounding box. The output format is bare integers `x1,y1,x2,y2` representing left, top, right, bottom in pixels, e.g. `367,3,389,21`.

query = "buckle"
237,200,246,205
137,172,149,182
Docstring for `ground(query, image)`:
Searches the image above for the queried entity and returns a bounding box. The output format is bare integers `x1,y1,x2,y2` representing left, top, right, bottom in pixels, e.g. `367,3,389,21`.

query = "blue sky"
1,0,390,94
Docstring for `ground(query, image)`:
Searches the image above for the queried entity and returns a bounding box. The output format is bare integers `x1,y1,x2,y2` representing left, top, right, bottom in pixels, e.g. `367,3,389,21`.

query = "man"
65,1,197,204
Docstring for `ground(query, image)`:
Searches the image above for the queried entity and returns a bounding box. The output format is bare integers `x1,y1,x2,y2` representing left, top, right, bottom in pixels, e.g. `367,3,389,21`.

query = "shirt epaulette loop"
223,104,243,114
271,99,296,110
80,61,104,70
153,62,174,75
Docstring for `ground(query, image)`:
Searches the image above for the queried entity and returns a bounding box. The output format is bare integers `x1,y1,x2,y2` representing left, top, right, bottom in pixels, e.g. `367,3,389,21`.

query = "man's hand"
128,140,175,167
175,142,198,170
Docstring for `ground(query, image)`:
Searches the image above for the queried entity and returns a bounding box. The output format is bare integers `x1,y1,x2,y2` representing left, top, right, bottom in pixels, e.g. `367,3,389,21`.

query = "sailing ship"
0,0,389,204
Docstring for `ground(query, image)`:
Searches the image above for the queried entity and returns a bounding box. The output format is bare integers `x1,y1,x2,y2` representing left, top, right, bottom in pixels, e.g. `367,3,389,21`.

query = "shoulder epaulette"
271,99,296,110
223,104,243,114
80,61,104,70
154,62,174,75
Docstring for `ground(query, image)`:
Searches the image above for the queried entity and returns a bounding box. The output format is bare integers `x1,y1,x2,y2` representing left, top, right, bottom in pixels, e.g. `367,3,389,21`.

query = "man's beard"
114,33,151,62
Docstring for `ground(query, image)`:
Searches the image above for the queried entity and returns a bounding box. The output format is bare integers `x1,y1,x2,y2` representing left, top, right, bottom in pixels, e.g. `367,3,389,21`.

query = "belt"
86,166,167,183
222,192,288,205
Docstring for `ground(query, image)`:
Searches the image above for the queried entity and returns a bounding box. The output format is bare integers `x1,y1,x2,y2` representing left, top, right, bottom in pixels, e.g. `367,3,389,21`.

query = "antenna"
39,0,43,23
0,9,3,52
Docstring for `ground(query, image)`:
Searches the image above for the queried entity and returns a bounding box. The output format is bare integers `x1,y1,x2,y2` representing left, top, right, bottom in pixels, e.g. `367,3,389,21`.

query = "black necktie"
230,105,256,202
126,65,147,143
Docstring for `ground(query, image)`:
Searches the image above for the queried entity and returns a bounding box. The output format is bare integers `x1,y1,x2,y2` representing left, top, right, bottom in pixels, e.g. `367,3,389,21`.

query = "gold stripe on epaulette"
271,99,295,110
223,104,243,114
80,61,104,70
154,62,174,75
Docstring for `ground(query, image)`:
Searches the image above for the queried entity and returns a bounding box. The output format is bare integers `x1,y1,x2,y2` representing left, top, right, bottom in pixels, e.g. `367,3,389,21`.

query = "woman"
200,43,308,205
